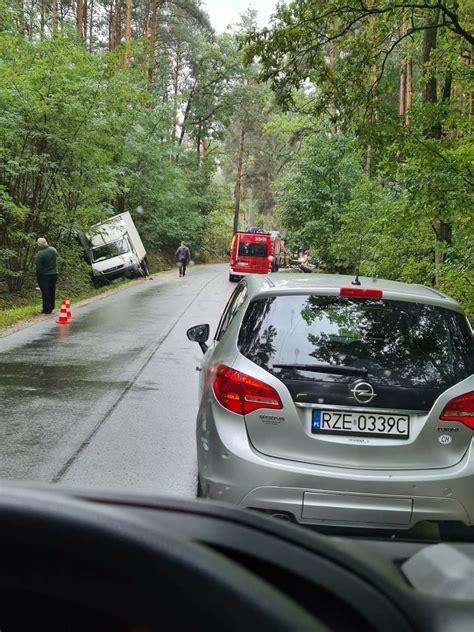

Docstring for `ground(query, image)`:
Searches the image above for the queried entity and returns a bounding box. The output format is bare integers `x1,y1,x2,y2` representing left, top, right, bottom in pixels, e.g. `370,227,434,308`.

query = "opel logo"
351,381,376,404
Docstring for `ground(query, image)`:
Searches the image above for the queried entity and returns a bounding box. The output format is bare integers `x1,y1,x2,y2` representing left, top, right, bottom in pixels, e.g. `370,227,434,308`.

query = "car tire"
140,259,149,277
196,476,206,498
439,522,473,541
91,275,106,287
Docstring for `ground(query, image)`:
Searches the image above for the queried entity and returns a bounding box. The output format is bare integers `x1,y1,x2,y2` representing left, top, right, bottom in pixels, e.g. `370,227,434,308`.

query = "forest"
0,0,472,316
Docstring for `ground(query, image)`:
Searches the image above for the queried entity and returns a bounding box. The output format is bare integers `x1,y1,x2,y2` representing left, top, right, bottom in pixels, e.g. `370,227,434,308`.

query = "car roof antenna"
352,235,363,286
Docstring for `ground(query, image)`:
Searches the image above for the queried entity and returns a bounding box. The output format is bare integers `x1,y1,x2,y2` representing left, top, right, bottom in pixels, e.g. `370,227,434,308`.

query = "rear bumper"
197,408,474,529
229,267,270,277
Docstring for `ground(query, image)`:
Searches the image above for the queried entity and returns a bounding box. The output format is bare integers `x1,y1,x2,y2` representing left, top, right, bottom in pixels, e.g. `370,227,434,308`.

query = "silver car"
187,274,474,531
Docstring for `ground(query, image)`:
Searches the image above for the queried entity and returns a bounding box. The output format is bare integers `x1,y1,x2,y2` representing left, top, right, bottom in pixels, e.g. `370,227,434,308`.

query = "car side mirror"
187,324,210,353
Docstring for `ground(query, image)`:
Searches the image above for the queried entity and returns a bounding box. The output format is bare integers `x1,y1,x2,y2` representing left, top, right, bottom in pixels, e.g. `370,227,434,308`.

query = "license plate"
237,261,249,266
312,410,409,439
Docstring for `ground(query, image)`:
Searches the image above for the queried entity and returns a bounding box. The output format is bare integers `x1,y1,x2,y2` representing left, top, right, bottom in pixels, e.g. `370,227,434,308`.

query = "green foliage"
246,0,473,317
0,31,145,288
277,131,364,270
200,208,233,262
0,7,244,293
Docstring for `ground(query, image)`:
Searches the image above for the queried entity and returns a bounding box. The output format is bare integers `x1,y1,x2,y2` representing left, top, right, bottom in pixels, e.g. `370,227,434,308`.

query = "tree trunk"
328,41,337,134
233,127,245,235
113,0,121,48
398,21,406,117
399,62,406,117
40,0,45,38
108,0,114,50
178,83,196,146
123,0,132,68
442,71,452,103
143,0,150,37
27,0,36,40
196,127,201,159
83,0,88,39
422,9,450,280
115,192,125,214
15,0,25,38
422,8,441,138
147,0,159,86
76,0,83,36
405,57,413,125
171,47,181,143
366,11,378,174
88,0,94,52
52,0,59,33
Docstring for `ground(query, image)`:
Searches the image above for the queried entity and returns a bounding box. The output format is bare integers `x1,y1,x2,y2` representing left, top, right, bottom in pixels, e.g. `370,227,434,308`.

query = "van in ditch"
86,212,148,285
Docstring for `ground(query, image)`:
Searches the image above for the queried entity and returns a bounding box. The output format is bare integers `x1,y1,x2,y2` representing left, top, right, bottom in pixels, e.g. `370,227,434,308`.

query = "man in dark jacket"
175,241,191,277
36,237,58,314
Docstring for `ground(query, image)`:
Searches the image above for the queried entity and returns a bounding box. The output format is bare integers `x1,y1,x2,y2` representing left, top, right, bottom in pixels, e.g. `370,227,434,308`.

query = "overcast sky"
202,0,279,32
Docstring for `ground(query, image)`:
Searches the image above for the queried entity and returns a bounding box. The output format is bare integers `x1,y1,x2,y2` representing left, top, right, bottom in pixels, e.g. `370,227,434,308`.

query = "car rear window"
238,242,267,258
238,295,474,388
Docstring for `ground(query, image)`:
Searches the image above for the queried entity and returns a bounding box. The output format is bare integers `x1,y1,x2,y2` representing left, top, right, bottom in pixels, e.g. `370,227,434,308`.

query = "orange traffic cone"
56,303,70,325
63,299,73,319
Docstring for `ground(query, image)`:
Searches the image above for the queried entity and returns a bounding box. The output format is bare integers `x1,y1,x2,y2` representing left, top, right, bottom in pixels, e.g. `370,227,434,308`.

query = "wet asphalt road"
0,264,233,497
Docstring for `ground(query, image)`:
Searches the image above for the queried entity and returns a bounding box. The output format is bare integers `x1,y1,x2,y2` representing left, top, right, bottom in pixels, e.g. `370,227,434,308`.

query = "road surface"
0,264,233,497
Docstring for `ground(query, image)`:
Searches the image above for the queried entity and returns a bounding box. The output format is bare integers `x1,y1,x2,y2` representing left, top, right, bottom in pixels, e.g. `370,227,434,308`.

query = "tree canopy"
0,0,472,318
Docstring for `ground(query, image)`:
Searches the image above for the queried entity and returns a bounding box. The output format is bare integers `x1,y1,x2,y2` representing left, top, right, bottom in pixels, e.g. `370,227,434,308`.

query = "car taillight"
440,392,474,430
213,364,283,415
340,288,383,299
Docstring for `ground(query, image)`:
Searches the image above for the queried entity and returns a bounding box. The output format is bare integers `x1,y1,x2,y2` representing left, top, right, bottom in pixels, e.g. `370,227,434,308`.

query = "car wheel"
196,476,206,498
439,522,473,541
140,259,149,277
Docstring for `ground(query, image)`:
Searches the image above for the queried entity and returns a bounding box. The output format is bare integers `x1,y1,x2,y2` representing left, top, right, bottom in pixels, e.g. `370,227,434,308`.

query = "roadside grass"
0,281,135,329
0,304,42,328
0,253,179,330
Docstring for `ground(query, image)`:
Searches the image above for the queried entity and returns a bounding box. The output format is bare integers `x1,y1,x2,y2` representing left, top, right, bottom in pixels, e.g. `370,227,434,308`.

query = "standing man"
175,240,191,277
36,237,58,314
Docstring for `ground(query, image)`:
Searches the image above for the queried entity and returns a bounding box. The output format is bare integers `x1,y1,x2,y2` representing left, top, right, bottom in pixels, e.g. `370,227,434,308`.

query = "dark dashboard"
0,483,472,631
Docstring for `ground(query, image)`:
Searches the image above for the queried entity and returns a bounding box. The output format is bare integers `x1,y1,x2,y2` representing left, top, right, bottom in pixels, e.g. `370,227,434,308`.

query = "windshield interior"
91,238,130,262
0,0,473,556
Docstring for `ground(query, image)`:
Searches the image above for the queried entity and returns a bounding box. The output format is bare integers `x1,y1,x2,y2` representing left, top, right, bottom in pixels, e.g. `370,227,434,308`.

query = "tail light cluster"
440,392,474,430
212,364,283,415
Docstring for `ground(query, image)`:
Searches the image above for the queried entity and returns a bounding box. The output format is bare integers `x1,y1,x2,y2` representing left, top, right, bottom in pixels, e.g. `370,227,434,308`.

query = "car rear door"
236,293,474,470
234,235,269,274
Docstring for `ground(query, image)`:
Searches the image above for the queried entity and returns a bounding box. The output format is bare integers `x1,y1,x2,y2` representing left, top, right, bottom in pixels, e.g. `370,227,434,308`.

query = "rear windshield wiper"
272,363,368,377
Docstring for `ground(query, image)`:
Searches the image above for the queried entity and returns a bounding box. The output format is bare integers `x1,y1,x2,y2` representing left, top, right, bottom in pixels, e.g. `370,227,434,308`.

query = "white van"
87,212,148,284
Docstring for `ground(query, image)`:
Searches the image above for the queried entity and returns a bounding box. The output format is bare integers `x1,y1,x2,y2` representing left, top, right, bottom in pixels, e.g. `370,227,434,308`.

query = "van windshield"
238,242,267,258
238,296,474,389
91,238,130,262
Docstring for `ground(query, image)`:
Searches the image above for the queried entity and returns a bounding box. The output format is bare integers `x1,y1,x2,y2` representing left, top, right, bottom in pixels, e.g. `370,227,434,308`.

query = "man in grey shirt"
175,241,191,277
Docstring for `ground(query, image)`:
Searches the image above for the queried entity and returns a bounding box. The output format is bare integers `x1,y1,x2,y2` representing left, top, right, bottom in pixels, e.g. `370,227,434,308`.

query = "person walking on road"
176,241,191,277
36,237,58,314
